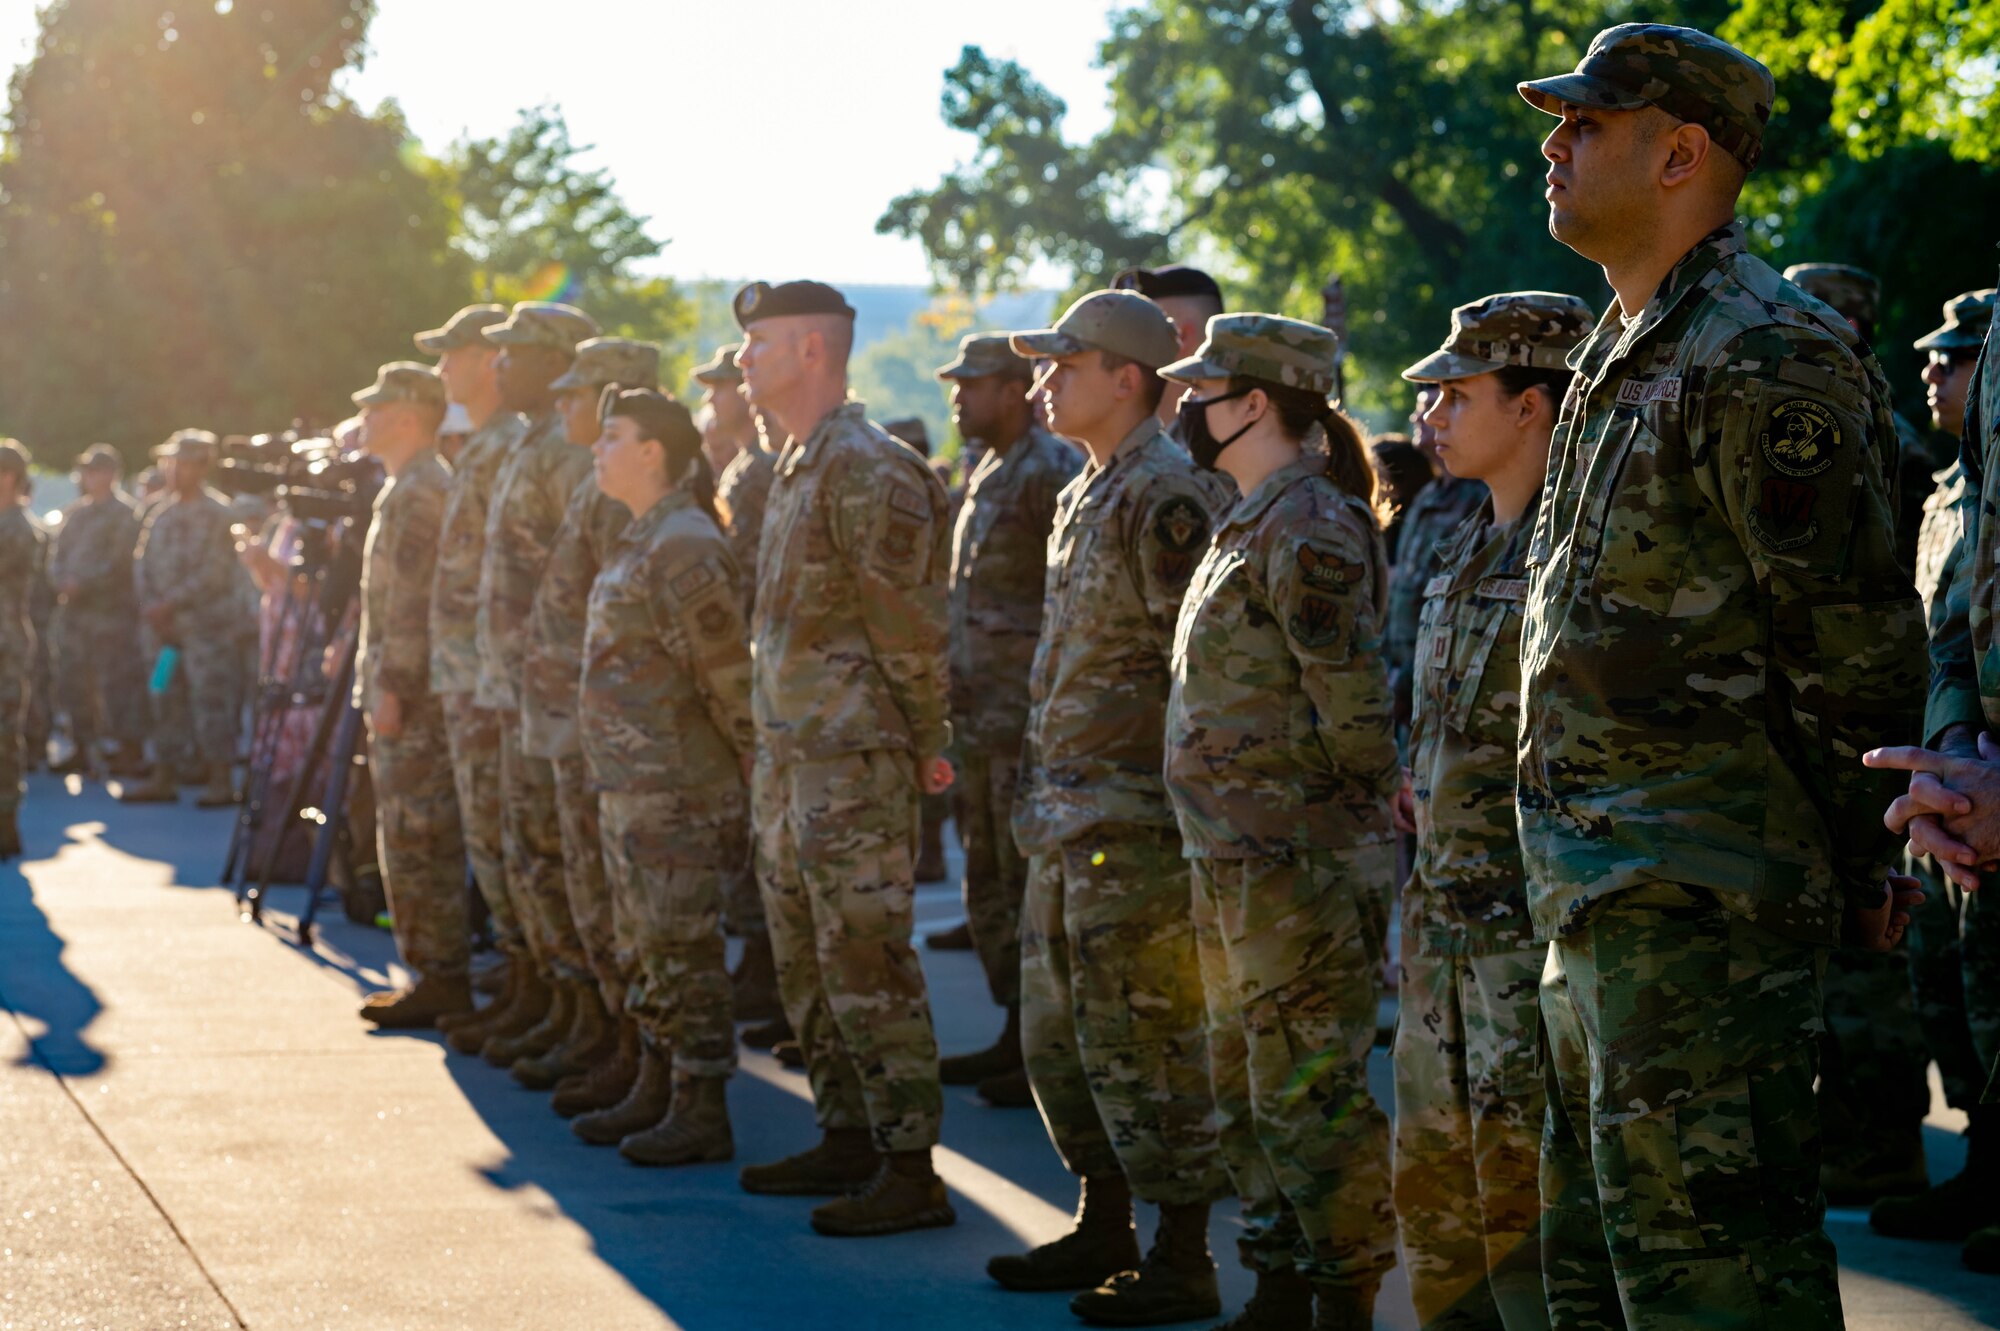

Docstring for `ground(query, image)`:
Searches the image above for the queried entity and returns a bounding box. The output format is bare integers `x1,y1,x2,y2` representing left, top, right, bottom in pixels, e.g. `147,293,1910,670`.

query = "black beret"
1111,264,1223,304
734,280,856,328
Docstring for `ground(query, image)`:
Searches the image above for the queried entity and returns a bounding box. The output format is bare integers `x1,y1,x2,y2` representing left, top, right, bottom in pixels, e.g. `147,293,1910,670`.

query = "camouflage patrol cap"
481,301,599,353
1401,291,1597,382
692,343,743,385
0,439,28,481
936,332,1033,381
1158,314,1341,396
1011,290,1179,370
1915,289,1998,352
883,417,932,457
1518,24,1775,170
1783,264,1880,330
414,303,509,354
352,361,447,410
75,443,122,471
549,336,661,392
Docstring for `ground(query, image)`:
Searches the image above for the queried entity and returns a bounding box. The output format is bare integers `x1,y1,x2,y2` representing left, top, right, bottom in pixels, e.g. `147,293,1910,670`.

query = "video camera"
212,431,381,523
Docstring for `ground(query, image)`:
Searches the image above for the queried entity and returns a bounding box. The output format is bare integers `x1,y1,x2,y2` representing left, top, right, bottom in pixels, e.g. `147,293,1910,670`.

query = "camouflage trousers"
151,626,240,769
554,755,621,1011
954,747,1027,1006
368,697,470,983
1908,856,2000,1110
442,693,513,950
1540,883,1840,1331
1020,823,1227,1206
723,819,765,941
55,605,147,754
602,787,739,1079
753,747,943,1152
0,653,22,814
1817,940,1929,1161
498,721,588,981
1393,938,1549,1331
1193,845,1396,1290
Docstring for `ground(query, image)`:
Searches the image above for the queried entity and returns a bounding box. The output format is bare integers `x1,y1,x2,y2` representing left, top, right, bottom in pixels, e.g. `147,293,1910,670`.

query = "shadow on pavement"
0,851,107,1076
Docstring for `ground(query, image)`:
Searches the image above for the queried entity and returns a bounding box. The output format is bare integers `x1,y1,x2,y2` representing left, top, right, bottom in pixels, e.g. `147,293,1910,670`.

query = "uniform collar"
621,486,694,544
779,401,868,476
1572,223,1743,374
1224,455,1323,530
1080,417,1162,488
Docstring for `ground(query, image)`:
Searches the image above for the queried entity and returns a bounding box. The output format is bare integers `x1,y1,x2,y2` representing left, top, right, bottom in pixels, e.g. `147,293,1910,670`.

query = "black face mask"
1177,386,1256,471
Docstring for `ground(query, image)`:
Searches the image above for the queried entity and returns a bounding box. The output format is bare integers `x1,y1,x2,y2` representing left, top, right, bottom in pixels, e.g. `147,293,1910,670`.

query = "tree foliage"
0,0,470,464
884,0,2000,420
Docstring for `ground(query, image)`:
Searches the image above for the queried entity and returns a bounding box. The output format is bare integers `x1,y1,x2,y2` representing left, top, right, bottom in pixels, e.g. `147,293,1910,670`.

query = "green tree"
851,296,977,457
0,0,471,465
884,0,1997,420
445,106,692,382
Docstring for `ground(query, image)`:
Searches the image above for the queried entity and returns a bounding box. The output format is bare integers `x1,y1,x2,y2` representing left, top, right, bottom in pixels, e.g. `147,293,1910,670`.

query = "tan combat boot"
443,955,526,1053
1069,1200,1220,1327
573,1038,674,1145
1210,1267,1312,1331
194,762,238,808
940,1004,1022,1085
619,1073,734,1167
739,1127,880,1196
989,1173,1140,1291
115,762,179,804
360,974,473,1029
552,1017,641,1118
731,934,784,1022
512,982,614,1089
482,971,567,1067
925,920,974,951
809,1149,956,1236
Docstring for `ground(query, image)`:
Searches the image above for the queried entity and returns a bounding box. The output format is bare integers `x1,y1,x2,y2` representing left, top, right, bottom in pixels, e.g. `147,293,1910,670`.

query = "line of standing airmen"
36,17,1977,1331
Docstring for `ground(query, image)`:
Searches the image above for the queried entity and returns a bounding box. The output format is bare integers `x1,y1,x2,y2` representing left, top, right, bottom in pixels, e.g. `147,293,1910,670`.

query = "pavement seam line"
0,992,251,1329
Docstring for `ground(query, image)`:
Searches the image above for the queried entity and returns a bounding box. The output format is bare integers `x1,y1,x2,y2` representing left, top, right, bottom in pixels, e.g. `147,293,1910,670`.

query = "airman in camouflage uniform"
988,291,1231,1323
419,305,526,1009
517,336,660,1103
580,387,755,1166
1394,292,1594,1331
472,301,600,1068
1160,315,1401,1330
1518,27,1924,1327
349,363,474,1029
130,430,246,808
50,446,148,773
732,279,956,1238
933,332,1082,1102
695,342,783,1022
1869,289,2000,1253
0,441,38,857
1385,466,1486,732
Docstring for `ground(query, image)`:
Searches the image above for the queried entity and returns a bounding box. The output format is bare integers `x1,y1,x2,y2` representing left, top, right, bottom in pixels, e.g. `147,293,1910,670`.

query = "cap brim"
350,386,391,407
547,368,590,391
1518,73,1650,116
1010,330,1087,359
1401,350,1507,383
693,368,741,385
481,324,535,345
413,329,451,353
1157,353,1232,384
1914,326,1986,351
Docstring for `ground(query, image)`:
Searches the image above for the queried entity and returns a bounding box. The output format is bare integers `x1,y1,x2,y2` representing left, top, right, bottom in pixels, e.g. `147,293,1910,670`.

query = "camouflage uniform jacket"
750,401,952,766
1894,410,1954,572
430,410,529,695
50,492,140,612
356,450,451,716
948,423,1082,751
1925,306,2000,742
1916,461,1967,622
581,489,753,799
1520,224,1924,945
475,411,588,712
134,487,240,632
717,442,776,615
1385,473,1487,688
1014,418,1232,854
0,503,40,665
1407,496,1537,955
522,474,630,759
1164,456,1397,859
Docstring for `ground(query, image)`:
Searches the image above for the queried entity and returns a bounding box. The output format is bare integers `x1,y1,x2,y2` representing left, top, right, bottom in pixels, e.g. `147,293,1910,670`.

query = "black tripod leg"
297,685,364,946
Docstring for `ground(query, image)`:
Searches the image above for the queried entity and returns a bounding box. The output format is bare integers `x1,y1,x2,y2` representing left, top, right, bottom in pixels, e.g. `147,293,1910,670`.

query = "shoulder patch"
1288,592,1344,649
694,600,734,640
1747,476,1821,552
1760,399,1840,478
671,563,719,600
879,519,920,564
887,483,931,521
1298,543,1366,590
1152,496,1208,554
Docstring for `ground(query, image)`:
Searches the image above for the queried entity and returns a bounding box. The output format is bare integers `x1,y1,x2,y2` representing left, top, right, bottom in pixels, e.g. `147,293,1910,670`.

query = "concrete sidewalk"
2,772,1997,1329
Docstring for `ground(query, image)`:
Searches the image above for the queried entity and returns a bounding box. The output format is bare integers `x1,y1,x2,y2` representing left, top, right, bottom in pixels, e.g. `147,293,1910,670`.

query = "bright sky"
0,1,1116,287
